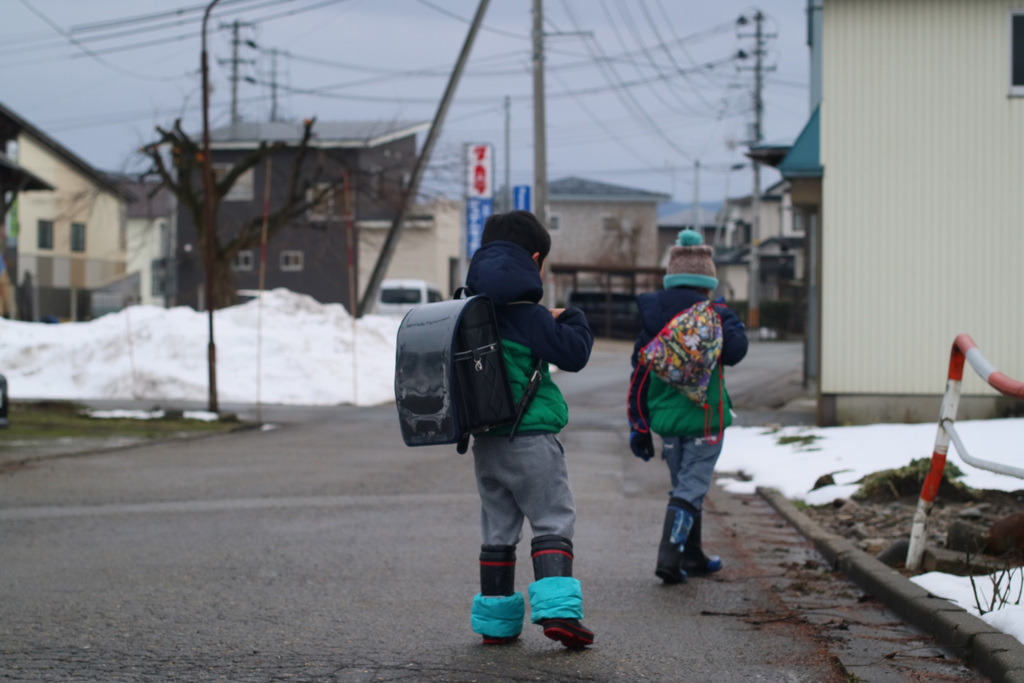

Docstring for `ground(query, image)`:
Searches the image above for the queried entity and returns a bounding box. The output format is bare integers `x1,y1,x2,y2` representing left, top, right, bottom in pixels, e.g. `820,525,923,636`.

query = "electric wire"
558,0,695,161
636,0,721,111
413,0,529,41
601,0,712,118
17,0,185,80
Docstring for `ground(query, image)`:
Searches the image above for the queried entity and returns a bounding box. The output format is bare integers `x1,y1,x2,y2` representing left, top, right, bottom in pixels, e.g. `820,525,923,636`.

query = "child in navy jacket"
464,211,596,648
628,230,748,583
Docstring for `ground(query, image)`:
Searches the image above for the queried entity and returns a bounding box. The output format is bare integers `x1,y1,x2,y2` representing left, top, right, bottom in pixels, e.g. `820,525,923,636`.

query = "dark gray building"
174,119,428,311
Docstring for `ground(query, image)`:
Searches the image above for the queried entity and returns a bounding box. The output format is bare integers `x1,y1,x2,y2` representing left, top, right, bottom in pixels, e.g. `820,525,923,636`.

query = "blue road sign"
513,185,531,211
466,197,494,259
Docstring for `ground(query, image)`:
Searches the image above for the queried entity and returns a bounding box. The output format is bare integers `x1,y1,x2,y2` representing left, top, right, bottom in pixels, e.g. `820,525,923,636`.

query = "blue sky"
0,0,812,205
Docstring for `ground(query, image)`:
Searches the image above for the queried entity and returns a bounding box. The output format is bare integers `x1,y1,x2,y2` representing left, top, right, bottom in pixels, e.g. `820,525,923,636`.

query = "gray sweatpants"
472,432,576,547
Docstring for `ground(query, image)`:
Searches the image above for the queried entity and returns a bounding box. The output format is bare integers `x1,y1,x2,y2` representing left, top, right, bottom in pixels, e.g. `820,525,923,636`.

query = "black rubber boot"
655,506,685,584
655,497,695,584
679,515,723,576
531,535,595,649
479,544,519,645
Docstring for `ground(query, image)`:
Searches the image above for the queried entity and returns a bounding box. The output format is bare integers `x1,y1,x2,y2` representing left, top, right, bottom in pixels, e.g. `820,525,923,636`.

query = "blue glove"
629,430,654,461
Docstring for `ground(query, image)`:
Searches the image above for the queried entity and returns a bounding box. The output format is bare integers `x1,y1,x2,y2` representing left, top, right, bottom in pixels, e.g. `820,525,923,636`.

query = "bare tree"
140,117,335,309
598,213,643,269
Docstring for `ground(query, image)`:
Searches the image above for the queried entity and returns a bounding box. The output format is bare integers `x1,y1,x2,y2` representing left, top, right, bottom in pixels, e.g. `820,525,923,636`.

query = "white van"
377,279,444,316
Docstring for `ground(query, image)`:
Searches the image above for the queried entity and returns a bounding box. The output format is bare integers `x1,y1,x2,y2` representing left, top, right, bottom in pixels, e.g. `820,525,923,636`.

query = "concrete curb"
759,486,1024,683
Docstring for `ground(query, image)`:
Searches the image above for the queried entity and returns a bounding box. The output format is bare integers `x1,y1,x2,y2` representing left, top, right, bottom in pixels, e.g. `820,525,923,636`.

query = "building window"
151,258,168,296
231,250,255,271
549,213,561,231
37,220,53,249
306,183,340,223
1013,12,1024,95
280,250,304,272
213,164,255,201
71,222,86,252
601,214,621,231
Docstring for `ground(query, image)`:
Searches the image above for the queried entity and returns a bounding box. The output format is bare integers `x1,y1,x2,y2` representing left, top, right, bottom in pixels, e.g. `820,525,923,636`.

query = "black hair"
480,210,551,267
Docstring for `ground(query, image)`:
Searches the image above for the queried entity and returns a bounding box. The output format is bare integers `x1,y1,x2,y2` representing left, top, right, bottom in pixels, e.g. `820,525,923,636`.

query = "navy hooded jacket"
466,240,593,434
628,286,748,437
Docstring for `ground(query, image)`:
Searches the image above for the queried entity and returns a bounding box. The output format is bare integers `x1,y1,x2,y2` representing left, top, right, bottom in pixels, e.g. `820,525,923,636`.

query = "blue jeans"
661,434,725,512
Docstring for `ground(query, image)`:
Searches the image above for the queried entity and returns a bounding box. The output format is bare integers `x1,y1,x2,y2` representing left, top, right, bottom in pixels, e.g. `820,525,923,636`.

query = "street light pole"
201,0,221,414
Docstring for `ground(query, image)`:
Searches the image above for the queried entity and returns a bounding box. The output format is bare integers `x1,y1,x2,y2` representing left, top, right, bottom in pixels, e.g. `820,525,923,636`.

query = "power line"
68,0,277,35
17,0,185,81
413,0,528,40
2,0,346,63
559,0,695,161
636,0,721,111
600,0,712,119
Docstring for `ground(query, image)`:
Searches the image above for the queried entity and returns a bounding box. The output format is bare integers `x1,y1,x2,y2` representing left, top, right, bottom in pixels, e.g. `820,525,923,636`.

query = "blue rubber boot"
529,535,594,649
471,544,524,644
680,515,722,576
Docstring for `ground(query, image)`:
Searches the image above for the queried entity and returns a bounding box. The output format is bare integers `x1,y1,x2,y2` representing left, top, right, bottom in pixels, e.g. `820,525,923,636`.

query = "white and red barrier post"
905,335,1024,571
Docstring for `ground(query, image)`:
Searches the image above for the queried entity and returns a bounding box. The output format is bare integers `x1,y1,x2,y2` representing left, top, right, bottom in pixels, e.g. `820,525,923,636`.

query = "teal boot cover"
471,592,525,638
528,577,583,623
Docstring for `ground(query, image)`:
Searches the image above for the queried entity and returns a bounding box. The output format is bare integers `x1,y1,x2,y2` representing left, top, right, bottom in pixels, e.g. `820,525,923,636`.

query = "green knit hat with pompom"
663,229,718,290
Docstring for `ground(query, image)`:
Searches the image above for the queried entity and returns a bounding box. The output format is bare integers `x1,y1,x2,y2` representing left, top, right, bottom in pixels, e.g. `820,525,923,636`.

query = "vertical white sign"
466,144,494,259
467,144,493,199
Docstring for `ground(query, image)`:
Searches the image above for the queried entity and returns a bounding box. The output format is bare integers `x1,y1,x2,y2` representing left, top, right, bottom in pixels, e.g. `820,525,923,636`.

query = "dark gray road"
0,340,983,681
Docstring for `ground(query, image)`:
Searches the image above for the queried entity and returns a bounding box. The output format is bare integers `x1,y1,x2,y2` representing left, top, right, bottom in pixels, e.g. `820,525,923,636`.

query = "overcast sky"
1,0,811,206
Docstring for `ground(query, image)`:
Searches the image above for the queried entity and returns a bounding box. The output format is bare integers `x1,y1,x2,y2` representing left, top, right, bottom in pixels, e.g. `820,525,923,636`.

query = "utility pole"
745,10,768,329
219,19,254,127
230,20,241,126
692,159,701,237
357,0,491,317
504,95,512,212
270,48,279,122
532,0,547,225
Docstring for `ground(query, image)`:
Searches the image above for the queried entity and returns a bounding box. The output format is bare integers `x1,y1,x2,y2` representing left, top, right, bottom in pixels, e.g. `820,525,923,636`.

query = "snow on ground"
0,289,400,407
3,288,1024,642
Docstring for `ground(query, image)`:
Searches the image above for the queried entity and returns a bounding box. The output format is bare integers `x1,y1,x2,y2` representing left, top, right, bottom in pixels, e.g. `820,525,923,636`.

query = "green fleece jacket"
646,364,733,437
487,339,568,436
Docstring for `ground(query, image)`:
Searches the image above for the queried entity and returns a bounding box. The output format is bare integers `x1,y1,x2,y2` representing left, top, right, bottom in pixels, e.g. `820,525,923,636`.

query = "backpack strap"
507,356,544,443
703,302,730,445
703,359,725,445
495,299,544,444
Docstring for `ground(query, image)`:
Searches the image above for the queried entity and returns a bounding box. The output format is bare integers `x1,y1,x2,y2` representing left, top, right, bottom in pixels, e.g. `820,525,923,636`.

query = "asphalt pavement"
0,339,1019,681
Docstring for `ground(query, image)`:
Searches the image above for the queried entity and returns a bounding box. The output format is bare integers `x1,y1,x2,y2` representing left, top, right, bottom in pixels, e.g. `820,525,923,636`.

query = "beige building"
1,102,126,321
358,197,462,305
545,177,669,302
800,0,1024,423
118,179,175,309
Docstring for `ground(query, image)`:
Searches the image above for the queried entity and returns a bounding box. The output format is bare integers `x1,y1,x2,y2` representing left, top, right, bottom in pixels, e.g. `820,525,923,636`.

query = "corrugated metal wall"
822,0,1024,396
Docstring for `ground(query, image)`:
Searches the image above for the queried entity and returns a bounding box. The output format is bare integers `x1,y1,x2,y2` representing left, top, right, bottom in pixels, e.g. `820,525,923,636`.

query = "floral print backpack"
638,300,723,406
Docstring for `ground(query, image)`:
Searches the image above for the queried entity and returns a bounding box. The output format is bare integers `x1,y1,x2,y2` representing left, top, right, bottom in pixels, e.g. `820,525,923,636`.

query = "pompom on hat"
663,229,718,290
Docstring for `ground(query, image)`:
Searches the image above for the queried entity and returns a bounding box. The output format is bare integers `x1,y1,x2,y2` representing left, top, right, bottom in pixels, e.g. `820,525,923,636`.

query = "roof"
549,176,671,204
0,101,124,198
778,105,822,179
114,178,174,219
746,139,793,168
209,120,430,149
712,235,804,266
658,207,721,229
0,152,53,192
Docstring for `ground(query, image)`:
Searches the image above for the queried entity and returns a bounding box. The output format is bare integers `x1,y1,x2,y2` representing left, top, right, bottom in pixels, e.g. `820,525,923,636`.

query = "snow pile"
717,420,1024,505
0,289,401,406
